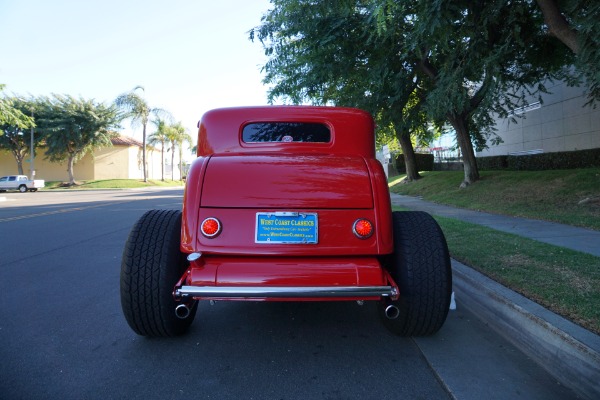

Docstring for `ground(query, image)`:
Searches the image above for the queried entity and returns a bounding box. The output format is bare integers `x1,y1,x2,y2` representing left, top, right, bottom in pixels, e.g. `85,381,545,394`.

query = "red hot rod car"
120,106,452,337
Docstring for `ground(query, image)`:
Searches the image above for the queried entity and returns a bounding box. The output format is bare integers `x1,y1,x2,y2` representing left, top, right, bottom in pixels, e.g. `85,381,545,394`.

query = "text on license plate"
255,212,318,244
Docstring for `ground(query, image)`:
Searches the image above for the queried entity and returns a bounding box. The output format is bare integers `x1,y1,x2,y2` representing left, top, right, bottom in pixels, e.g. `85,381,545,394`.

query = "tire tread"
381,211,452,336
120,209,196,337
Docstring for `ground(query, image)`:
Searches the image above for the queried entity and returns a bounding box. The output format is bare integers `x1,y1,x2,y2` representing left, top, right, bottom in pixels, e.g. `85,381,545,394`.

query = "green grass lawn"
389,168,600,230
436,215,600,334
44,179,184,190
390,168,600,334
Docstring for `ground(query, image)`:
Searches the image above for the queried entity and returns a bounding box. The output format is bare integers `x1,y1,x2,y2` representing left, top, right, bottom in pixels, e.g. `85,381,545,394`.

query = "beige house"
0,135,183,182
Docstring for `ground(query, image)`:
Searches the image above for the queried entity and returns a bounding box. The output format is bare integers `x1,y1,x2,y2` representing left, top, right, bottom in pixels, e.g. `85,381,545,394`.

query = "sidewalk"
390,193,600,257
390,193,600,400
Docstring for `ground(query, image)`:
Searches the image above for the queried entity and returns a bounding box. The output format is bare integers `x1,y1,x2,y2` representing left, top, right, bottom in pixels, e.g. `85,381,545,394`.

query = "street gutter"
452,259,600,400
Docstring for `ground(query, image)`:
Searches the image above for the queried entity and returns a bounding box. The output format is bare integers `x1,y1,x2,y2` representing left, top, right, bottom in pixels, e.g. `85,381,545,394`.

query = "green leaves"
36,95,119,160
0,86,35,135
0,95,39,174
251,0,598,186
32,94,121,183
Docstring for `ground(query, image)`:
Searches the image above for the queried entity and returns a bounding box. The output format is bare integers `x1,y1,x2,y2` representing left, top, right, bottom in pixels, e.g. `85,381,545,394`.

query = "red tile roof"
111,135,143,147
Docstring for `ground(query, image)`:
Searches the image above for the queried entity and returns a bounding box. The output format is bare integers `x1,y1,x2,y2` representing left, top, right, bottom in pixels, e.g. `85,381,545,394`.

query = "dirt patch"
57,181,83,188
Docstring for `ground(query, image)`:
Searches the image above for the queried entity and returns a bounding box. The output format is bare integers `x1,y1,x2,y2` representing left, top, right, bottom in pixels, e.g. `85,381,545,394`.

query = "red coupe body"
178,106,397,301
120,105,451,337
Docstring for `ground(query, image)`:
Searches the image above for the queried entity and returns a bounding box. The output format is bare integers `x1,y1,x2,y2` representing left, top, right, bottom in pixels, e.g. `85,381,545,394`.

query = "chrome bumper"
175,285,397,299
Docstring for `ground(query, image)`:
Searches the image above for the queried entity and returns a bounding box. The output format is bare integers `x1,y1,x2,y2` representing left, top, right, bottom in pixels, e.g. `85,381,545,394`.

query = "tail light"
353,219,374,239
201,217,222,238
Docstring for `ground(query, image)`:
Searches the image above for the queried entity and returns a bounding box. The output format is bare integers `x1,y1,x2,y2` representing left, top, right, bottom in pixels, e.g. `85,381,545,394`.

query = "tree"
166,122,191,181
534,0,600,101
114,86,170,182
255,0,576,187
0,85,34,136
148,118,171,181
34,95,120,185
172,122,192,181
374,0,569,186
251,0,428,181
0,97,38,174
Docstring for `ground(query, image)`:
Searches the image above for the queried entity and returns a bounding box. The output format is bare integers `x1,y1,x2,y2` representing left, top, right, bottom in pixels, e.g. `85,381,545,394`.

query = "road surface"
0,189,578,399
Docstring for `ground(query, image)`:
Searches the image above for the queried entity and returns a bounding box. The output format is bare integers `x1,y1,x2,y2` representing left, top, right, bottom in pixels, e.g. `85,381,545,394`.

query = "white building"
478,81,600,157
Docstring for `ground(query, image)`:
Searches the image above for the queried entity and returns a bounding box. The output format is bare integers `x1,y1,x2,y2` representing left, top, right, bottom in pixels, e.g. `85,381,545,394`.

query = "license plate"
255,212,318,244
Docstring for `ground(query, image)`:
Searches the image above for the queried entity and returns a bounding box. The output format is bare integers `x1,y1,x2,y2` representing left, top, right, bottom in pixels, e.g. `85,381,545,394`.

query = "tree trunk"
448,113,479,187
416,57,478,186
535,0,579,54
160,146,165,182
67,155,75,185
179,148,183,181
397,129,421,182
142,123,148,182
12,150,24,175
10,149,25,175
171,144,175,181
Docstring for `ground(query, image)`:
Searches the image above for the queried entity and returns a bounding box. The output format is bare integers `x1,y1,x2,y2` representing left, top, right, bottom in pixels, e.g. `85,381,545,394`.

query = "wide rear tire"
379,211,452,336
120,209,197,337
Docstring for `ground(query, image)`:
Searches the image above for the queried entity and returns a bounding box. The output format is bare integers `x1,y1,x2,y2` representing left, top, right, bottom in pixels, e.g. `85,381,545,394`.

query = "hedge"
396,153,434,173
477,155,509,170
477,148,600,171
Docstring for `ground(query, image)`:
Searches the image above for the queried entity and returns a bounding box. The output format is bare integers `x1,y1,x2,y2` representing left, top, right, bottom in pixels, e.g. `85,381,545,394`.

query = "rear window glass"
242,122,331,143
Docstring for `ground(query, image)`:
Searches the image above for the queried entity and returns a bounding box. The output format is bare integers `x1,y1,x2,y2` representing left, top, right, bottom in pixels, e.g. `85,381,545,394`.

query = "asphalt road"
0,189,578,400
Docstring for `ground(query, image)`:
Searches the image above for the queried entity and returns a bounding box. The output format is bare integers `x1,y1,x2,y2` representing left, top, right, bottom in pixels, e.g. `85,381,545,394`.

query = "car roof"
196,106,375,158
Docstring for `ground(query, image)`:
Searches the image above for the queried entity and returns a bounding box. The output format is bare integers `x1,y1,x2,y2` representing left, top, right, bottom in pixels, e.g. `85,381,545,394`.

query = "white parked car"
0,175,45,192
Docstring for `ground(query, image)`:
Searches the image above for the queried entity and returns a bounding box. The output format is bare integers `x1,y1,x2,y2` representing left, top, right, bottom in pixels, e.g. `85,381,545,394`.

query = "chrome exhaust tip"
384,304,400,320
175,304,191,319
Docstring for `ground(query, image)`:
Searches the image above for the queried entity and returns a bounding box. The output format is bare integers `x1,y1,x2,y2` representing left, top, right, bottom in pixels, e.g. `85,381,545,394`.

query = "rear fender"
181,156,210,253
365,158,393,254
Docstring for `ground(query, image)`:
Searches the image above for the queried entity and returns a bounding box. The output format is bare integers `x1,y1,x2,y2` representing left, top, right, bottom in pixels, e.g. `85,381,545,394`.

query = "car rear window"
242,122,331,143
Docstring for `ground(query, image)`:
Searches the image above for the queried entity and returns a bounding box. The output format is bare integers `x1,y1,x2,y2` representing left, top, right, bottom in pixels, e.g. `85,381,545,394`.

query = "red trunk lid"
201,154,373,209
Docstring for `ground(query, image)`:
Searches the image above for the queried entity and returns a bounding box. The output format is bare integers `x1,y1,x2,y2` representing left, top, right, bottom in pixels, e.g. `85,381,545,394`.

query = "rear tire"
379,211,452,336
18,185,27,193
120,209,197,337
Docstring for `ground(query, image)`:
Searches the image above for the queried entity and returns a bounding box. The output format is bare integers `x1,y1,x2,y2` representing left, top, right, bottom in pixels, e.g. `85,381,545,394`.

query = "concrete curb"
38,186,185,192
452,259,600,400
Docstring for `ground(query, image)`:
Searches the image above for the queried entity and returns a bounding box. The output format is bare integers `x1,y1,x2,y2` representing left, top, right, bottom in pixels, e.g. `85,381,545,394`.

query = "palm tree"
114,86,170,182
147,118,170,181
170,122,192,181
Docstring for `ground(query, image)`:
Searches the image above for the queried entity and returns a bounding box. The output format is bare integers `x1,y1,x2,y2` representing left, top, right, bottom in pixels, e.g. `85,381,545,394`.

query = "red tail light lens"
353,219,374,239
201,217,221,238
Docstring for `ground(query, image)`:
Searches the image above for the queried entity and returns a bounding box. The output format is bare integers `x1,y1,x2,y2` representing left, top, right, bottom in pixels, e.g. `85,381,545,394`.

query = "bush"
508,149,600,170
477,155,508,170
478,148,600,171
396,153,434,173
434,162,463,171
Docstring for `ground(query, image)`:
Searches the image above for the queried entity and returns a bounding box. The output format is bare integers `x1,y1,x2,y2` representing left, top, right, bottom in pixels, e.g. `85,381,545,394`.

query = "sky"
0,0,274,147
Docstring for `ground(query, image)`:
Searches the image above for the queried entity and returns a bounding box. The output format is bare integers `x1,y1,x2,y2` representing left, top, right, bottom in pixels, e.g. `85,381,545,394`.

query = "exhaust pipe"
175,304,191,319
384,304,400,320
